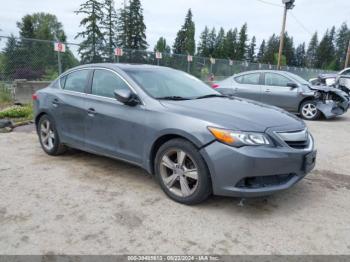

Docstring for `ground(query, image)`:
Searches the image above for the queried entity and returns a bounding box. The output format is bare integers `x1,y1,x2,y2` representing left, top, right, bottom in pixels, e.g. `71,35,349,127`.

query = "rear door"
84,68,147,165
55,69,91,148
233,73,262,101
261,72,299,111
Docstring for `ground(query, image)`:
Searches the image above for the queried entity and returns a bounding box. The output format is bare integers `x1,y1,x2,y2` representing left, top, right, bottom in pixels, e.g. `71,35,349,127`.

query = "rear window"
63,70,90,93
235,73,260,85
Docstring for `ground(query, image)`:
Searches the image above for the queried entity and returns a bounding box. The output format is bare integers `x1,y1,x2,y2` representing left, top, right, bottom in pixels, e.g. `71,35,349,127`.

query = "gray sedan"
33,64,316,205
216,70,349,120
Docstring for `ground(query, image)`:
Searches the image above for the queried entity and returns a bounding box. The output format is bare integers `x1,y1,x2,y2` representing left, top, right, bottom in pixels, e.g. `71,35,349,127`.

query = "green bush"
0,104,33,119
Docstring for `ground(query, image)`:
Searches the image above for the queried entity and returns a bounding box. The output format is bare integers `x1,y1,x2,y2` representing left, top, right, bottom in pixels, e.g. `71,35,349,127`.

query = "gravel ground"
0,112,350,255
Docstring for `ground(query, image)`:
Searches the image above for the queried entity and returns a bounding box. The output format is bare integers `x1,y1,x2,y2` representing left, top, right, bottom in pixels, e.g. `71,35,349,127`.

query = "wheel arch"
298,96,316,112
35,111,49,131
147,132,204,175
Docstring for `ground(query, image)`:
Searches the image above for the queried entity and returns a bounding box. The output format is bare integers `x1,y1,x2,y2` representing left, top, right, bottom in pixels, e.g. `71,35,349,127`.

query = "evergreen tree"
335,23,350,69
236,23,248,60
306,32,318,68
263,34,279,64
208,28,217,56
247,36,256,62
154,37,170,53
197,26,210,57
316,29,336,69
75,0,105,63
172,9,195,55
117,0,148,50
223,29,236,59
2,35,21,79
283,33,296,65
102,0,118,61
295,43,306,67
213,27,225,58
257,40,265,63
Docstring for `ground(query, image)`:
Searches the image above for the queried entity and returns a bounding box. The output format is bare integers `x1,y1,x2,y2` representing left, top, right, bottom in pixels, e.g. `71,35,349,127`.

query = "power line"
289,12,314,36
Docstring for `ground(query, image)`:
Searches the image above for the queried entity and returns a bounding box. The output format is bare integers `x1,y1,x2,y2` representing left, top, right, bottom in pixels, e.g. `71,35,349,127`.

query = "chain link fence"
0,35,333,86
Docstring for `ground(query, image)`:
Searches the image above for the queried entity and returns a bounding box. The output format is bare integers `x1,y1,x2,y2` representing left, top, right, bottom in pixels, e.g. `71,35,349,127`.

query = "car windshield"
285,72,310,85
125,68,219,99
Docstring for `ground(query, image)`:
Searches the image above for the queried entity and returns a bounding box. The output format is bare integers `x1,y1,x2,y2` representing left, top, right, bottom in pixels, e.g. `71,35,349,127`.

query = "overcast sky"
0,0,349,51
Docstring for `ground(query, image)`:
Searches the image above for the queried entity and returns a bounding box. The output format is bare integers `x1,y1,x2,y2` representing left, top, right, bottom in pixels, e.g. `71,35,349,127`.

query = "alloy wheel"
159,149,199,198
40,119,55,151
301,103,317,119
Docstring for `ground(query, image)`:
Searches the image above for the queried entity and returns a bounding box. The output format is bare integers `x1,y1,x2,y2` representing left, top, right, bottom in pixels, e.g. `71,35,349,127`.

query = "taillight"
32,93,38,100
212,84,219,89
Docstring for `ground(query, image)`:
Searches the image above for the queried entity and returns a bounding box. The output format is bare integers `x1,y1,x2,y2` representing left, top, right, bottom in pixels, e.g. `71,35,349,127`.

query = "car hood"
309,85,348,97
318,73,337,79
159,97,305,132
309,85,339,92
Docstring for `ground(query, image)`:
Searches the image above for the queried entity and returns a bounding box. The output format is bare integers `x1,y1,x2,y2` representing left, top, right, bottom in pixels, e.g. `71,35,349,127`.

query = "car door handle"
87,108,95,116
234,87,239,91
52,98,60,107
265,89,271,93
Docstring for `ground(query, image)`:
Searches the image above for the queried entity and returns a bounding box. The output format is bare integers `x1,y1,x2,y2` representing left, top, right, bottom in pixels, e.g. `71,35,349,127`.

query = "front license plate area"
304,151,317,172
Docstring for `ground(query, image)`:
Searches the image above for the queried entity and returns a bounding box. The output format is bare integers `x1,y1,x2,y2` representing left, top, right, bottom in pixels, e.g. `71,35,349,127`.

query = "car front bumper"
316,100,349,119
200,141,316,198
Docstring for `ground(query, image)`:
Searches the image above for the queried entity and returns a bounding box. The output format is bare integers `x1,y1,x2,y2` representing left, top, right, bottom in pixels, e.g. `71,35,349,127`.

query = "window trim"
58,67,144,105
234,73,262,85
263,72,295,87
89,68,131,99
59,68,91,94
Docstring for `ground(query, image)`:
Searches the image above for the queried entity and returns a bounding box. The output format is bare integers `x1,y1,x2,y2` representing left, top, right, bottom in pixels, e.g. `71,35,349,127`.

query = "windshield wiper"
195,94,228,99
156,96,191,100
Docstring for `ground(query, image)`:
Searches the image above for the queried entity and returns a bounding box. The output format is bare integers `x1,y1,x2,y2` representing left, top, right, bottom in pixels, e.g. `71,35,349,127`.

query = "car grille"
276,129,310,150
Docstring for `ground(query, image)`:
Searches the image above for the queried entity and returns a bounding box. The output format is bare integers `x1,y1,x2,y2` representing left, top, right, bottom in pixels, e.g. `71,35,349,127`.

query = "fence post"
57,49,62,75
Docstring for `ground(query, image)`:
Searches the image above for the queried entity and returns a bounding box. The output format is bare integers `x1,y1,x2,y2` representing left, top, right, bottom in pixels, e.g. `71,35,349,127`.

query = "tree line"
1,0,349,81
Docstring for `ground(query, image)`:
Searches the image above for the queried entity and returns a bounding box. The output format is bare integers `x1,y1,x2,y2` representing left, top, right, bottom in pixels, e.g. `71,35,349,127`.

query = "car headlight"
208,127,270,147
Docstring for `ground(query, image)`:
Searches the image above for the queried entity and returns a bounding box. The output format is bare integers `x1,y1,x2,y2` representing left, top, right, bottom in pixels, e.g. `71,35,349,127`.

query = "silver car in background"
216,70,350,120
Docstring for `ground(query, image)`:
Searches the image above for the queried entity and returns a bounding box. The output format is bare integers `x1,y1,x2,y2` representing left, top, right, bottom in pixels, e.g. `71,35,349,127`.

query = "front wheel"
299,100,321,120
155,139,211,205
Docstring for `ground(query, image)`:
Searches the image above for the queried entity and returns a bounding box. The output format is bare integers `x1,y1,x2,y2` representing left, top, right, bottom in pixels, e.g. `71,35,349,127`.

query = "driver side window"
91,69,130,98
265,73,291,87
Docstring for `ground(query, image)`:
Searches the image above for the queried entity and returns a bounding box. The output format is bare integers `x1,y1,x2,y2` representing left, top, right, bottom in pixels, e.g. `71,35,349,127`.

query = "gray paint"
34,64,316,197
217,70,350,119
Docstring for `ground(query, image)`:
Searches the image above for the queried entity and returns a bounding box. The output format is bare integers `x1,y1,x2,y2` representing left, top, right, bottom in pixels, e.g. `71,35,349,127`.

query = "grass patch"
0,104,33,120
0,82,12,104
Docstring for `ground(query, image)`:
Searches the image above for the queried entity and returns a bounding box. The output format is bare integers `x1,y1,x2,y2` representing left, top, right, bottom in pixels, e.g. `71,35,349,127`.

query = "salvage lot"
0,113,350,255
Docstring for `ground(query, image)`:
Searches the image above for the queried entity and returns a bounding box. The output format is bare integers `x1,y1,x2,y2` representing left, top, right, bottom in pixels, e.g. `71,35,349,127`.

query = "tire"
299,100,321,120
37,114,67,156
154,138,211,205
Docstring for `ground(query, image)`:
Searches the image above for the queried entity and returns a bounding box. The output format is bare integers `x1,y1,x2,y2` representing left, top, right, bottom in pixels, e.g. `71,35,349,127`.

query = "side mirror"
114,89,140,106
287,82,298,89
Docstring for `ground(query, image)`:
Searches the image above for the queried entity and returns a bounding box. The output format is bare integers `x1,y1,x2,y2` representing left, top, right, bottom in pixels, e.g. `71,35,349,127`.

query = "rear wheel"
155,138,211,205
299,100,321,120
38,115,66,155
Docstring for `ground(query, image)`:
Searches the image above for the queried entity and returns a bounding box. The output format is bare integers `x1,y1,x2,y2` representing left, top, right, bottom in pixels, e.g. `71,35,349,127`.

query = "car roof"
67,63,166,72
235,70,292,75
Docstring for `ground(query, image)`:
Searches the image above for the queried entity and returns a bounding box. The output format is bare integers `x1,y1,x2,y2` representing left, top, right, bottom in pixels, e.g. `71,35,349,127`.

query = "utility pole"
277,0,295,70
345,39,350,68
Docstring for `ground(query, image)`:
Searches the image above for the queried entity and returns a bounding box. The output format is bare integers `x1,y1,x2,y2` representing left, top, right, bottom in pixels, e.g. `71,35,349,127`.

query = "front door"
261,72,298,111
84,69,147,165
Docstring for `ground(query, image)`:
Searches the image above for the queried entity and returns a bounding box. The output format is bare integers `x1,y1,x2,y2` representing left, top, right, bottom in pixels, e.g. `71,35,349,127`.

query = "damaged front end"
308,86,350,119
